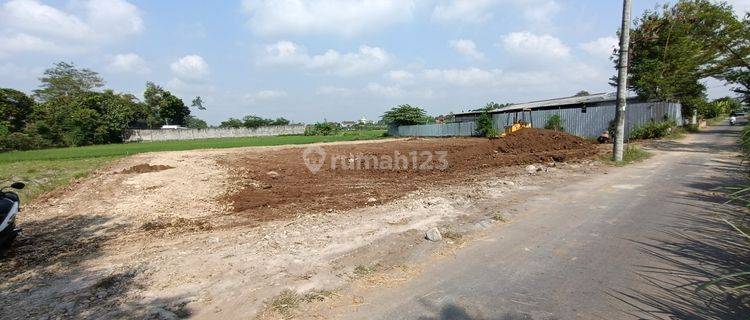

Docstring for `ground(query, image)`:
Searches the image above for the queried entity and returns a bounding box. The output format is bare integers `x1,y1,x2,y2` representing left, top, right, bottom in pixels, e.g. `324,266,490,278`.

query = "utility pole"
613,0,632,162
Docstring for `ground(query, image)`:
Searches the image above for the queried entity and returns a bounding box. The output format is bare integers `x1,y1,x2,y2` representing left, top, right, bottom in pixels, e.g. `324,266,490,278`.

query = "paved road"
339,122,750,320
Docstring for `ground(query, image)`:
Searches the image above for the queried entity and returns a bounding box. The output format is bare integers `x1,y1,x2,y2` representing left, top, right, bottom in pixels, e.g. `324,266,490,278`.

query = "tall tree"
143,82,190,126
0,88,35,132
219,118,243,128
34,62,104,103
382,104,429,126
717,13,750,103
29,90,141,146
186,116,208,129
242,115,272,128
622,0,739,103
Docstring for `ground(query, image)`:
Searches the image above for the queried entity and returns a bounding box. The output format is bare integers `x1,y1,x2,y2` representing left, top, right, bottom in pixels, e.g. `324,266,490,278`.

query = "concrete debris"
425,227,442,242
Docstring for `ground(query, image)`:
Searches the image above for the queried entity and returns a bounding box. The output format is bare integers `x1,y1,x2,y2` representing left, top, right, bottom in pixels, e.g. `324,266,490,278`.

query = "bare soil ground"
0,129,604,320
223,129,597,222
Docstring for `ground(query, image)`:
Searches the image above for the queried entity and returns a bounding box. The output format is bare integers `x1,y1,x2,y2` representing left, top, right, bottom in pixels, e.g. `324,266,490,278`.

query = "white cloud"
262,41,309,65
522,0,560,28
243,90,288,103
386,70,415,83
366,82,403,97
0,63,43,80
256,90,287,99
0,0,142,56
449,39,484,60
107,53,149,74
423,67,504,86
261,41,392,76
316,86,353,96
501,31,570,59
579,37,618,58
432,0,496,23
0,33,62,58
170,55,210,80
83,0,143,37
432,0,561,26
241,0,416,36
309,46,391,76
727,0,750,15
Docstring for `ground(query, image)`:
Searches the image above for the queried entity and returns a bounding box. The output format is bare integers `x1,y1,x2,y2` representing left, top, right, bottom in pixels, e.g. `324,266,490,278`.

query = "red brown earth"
222,129,599,222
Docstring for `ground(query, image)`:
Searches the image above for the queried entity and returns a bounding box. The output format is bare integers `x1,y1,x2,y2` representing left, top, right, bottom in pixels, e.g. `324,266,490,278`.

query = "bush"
629,119,677,140
544,115,564,131
740,125,750,159
475,111,494,137
305,122,341,136
3,132,48,151
685,124,700,132
485,128,500,138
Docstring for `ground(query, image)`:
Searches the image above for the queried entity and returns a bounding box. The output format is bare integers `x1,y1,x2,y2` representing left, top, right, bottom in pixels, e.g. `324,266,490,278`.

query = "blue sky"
1,0,747,125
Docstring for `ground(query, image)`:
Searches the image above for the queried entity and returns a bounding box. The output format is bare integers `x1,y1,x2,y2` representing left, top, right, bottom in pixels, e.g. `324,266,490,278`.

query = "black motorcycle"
1,182,25,248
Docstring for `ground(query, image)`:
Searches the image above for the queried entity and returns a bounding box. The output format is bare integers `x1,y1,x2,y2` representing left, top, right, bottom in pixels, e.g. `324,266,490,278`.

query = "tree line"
0,62,207,151
623,0,749,116
0,62,299,151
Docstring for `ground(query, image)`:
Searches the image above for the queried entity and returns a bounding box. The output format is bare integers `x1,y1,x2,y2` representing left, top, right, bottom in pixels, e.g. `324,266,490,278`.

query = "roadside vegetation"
475,111,498,138
629,119,677,140
699,124,750,304
601,145,652,167
624,1,748,123
544,115,564,131
0,130,386,203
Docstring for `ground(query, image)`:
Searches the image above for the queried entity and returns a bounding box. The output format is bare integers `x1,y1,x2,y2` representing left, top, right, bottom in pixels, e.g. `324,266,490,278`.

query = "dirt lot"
223,129,597,222
0,129,604,320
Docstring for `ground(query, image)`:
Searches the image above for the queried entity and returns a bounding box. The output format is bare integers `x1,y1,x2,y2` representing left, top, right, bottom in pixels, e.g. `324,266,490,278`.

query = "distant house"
340,121,357,128
359,116,374,125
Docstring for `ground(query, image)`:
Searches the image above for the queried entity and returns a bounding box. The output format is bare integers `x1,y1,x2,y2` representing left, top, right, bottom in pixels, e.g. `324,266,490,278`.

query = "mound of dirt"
495,129,593,154
119,164,174,174
221,129,599,222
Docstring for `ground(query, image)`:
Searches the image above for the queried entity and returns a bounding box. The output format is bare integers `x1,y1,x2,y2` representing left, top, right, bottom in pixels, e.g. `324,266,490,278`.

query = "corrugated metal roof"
456,92,620,116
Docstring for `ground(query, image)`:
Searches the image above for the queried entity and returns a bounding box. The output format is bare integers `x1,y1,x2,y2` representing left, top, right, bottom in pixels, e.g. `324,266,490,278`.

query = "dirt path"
0,130,604,320
299,123,750,319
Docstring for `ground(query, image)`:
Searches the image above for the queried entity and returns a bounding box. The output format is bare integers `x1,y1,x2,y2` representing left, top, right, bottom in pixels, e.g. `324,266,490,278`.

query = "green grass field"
1,130,387,202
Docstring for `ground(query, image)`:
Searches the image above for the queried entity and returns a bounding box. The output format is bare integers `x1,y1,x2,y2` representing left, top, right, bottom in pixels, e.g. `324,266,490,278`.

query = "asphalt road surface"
338,121,750,320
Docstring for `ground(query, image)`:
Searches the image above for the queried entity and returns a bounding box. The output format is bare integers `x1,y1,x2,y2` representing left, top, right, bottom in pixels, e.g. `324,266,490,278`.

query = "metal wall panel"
394,102,683,138
397,122,477,137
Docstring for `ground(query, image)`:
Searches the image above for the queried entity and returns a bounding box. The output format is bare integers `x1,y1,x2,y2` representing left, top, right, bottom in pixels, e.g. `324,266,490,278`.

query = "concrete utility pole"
613,0,632,162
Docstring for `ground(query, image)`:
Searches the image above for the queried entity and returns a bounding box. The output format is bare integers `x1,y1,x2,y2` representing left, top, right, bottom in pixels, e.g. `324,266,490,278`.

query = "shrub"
629,119,677,140
485,128,500,138
544,115,564,131
475,111,494,137
685,124,700,132
305,122,340,136
740,125,750,160
3,132,48,151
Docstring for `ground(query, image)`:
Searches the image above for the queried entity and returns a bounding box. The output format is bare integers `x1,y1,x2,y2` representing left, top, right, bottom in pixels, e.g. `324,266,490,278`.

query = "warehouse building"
392,93,683,138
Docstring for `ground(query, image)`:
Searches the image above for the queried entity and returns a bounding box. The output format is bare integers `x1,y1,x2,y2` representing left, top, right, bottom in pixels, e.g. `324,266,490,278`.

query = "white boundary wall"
125,125,306,142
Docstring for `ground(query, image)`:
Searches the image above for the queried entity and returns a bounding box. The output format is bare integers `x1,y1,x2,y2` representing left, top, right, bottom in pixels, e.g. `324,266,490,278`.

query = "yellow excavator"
500,108,533,137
